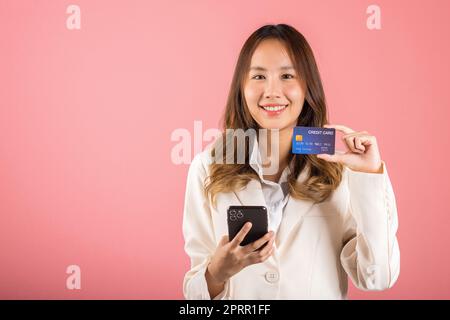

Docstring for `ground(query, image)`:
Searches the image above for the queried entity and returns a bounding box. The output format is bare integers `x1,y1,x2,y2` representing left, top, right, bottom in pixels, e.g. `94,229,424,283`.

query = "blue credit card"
291,126,335,155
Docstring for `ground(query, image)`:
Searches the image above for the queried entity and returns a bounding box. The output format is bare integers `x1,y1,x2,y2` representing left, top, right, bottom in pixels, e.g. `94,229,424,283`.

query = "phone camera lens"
229,210,237,221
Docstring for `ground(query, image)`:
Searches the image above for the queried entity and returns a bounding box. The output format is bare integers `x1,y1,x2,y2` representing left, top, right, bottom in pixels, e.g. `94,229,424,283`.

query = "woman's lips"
259,104,288,116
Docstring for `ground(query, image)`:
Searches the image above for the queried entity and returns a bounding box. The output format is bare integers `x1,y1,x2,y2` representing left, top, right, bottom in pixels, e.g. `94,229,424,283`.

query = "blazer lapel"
276,195,314,248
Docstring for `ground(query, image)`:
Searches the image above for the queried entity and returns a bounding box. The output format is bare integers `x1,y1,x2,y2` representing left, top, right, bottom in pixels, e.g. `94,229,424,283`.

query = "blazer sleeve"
182,153,231,300
340,161,400,291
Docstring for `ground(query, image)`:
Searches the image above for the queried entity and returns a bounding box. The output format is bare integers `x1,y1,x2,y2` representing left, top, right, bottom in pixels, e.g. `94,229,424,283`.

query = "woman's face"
244,39,306,130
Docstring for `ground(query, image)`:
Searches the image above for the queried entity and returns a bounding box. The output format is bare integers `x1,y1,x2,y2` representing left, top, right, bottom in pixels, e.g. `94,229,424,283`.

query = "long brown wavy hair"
204,24,343,208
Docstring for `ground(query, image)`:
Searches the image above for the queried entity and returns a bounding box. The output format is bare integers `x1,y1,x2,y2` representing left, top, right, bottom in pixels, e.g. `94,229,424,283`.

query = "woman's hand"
316,124,384,174
206,222,275,284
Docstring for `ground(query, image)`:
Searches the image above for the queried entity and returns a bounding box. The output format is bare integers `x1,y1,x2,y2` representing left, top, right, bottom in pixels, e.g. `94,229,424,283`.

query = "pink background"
1,0,449,299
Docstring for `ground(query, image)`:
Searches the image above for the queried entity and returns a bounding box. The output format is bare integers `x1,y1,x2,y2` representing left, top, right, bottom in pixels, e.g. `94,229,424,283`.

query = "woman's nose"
264,78,283,97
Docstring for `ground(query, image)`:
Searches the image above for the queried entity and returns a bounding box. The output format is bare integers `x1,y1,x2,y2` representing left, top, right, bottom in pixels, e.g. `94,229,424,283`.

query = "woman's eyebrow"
249,65,295,71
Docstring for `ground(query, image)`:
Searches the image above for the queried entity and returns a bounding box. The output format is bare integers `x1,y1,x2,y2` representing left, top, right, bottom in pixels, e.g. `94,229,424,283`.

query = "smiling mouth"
259,104,288,112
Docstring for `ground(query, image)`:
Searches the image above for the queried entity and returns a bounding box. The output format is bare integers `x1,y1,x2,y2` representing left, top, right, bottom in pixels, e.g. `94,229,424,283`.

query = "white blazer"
182,148,400,299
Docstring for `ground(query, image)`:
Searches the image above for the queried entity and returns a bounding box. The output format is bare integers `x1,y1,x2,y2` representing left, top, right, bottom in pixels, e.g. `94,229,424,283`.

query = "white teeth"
261,105,287,111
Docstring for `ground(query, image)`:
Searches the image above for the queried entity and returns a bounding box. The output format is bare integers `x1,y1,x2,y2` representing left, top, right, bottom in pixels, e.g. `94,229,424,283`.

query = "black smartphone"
227,206,268,247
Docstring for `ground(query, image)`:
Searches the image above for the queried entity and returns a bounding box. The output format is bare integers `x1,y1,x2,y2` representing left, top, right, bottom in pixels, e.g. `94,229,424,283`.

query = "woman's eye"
252,75,264,80
282,74,294,79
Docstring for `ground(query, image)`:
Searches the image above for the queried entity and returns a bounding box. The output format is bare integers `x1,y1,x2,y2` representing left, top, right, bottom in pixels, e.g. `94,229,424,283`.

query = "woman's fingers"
230,222,252,248
342,132,371,154
257,236,275,256
325,124,361,153
242,231,274,254
354,136,366,152
247,237,275,264
325,125,370,154
349,134,375,152
344,135,363,154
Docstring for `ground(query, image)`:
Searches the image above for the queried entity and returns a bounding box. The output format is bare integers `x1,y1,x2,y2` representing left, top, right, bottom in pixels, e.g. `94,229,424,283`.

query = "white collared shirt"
248,137,293,233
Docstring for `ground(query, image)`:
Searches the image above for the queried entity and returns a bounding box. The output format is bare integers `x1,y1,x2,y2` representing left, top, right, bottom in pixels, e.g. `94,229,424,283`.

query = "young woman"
182,24,400,299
